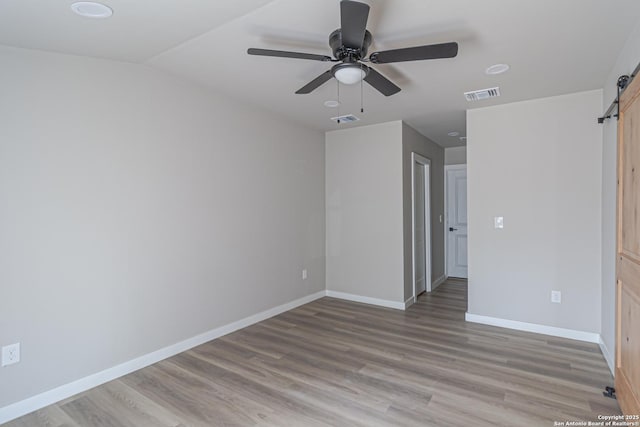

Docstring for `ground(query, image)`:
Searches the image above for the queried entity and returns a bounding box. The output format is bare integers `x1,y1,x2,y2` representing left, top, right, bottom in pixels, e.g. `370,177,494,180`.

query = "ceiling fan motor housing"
330,29,372,60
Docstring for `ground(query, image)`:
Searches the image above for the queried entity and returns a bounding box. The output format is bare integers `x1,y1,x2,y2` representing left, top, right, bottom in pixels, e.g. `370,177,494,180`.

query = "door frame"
444,164,467,277
411,153,432,300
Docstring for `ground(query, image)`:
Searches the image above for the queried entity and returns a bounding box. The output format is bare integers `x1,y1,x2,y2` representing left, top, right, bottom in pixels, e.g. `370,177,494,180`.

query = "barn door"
616,73,640,416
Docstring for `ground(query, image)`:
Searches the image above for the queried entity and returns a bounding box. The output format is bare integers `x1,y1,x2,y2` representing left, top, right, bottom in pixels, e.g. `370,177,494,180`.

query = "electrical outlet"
494,216,504,229
2,343,20,367
551,291,562,304
302,269,308,280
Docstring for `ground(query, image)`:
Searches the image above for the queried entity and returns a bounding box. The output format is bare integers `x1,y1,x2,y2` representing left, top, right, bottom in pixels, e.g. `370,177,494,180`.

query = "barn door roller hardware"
598,61,640,124
598,75,631,123
603,386,616,399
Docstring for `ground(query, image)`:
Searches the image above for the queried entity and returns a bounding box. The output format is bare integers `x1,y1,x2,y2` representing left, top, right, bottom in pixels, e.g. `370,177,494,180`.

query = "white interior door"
446,166,468,278
412,154,431,298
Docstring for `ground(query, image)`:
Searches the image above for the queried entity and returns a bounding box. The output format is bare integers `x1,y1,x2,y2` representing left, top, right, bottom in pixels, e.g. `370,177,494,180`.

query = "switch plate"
302,269,308,280
551,291,562,304
439,215,443,223
494,216,504,229
2,343,20,367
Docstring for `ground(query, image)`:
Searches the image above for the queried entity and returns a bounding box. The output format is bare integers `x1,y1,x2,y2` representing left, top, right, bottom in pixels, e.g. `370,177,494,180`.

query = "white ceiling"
2,0,640,147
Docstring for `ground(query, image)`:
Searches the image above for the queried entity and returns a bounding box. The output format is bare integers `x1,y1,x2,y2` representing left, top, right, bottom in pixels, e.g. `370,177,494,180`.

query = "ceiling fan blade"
369,42,458,64
248,48,333,62
295,70,334,94
364,67,401,96
340,0,370,49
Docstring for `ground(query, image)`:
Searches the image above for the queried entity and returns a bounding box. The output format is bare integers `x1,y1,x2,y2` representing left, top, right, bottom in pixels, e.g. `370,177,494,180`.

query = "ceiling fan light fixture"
333,64,367,85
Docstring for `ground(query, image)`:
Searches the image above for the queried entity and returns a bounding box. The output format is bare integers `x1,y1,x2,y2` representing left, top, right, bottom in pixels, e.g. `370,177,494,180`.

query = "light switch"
494,216,504,229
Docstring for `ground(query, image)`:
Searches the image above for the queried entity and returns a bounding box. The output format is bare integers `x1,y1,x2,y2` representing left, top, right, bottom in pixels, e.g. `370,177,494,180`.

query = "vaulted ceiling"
2,0,640,147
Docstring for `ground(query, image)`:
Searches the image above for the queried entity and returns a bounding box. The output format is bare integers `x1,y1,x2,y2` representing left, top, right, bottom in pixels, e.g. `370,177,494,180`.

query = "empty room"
1,0,639,425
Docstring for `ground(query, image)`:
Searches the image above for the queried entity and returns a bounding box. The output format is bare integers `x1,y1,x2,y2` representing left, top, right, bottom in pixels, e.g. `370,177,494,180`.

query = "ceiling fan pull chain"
360,63,364,113
337,80,341,124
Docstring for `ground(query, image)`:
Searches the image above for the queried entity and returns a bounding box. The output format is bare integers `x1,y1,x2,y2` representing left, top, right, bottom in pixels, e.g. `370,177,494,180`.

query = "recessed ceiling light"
71,2,113,18
447,131,460,137
485,63,510,75
324,100,340,108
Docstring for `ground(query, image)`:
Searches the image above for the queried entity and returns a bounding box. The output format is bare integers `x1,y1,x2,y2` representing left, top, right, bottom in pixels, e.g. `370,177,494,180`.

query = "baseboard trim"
431,274,447,291
404,296,416,309
464,313,600,343
598,336,615,376
0,290,326,425
326,290,406,310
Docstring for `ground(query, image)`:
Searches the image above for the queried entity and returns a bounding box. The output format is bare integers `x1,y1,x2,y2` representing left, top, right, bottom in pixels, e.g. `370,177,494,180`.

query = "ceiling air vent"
464,87,501,102
331,114,360,123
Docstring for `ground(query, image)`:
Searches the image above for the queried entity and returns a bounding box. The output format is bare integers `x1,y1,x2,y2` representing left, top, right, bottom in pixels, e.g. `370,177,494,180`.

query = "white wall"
402,123,445,301
600,19,640,371
0,46,325,409
445,146,467,165
325,121,405,304
325,121,446,306
467,90,603,334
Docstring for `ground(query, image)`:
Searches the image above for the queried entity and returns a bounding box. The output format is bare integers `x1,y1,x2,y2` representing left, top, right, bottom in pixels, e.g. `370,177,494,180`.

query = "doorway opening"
411,153,432,301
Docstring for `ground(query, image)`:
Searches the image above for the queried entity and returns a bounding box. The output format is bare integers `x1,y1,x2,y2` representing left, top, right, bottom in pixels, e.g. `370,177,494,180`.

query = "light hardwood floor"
6,279,620,426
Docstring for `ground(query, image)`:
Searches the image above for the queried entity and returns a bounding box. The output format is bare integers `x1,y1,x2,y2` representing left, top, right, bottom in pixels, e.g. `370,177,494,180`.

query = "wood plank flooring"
6,279,620,426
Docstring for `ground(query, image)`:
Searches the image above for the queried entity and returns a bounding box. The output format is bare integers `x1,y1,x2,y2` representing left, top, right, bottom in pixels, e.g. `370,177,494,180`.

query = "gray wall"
467,90,603,333
600,19,640,371
325,121,405,303
402,123,445,302
0,46,325,408
445,146,467,165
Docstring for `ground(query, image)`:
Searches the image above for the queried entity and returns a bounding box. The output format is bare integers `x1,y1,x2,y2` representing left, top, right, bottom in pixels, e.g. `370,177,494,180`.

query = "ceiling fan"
247,0,458,97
